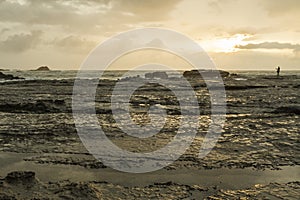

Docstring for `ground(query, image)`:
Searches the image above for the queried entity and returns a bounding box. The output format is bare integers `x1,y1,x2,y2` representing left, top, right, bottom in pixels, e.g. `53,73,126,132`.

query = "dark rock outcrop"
0,99,67,113
183,69,230,79
225,85,269,90
145,71,168,79
0,72,23,80
5,171,37,185
273,106,300,115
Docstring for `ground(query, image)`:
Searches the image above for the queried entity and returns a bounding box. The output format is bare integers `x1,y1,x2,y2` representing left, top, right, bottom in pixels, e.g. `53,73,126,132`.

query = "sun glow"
201,34,251,53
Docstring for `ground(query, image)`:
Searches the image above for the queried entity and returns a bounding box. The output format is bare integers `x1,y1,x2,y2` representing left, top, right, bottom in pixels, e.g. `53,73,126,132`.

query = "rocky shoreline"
0,71,299,199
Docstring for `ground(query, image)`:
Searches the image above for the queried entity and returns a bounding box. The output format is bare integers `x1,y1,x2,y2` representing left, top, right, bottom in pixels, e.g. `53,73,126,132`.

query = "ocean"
1,69,300,81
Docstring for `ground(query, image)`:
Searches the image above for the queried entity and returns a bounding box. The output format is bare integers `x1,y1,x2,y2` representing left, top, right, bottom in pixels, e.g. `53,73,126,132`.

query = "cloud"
52,35,96,53
113,0,181,21
0,0,181,27
0,0,299,70
0,0,182,56
0,30,42,52
0,28,10,34
0,0,109,27
211,50,300,70
0,0,183,42
235,42,300,53
259,0,300,16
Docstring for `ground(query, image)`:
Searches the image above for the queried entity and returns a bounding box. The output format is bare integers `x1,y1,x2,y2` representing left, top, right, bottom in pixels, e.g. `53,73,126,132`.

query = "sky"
0,0,299,70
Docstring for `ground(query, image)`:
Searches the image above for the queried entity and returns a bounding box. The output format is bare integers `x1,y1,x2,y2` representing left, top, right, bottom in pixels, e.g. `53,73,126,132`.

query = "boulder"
145,71,168,79
5,171,37,185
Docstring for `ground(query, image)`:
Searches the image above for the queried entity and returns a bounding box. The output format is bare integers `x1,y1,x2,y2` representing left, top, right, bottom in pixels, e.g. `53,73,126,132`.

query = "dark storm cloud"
236,42,300,53
0,30,42,52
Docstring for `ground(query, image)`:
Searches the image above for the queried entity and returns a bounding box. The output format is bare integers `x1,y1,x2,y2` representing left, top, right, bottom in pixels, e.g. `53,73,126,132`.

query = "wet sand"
0,73,299,199
1,152,299,188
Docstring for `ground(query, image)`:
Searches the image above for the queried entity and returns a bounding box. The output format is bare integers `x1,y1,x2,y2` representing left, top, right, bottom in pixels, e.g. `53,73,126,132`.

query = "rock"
273,106,300,115
54,99,65,105
183,69,230,79
0,99,67,113
153,181,175,186
120,75,143,82
219,70,230,77
225,85,268,90
5,171,37,185
0,72,23,80
0,193,17,200
35,66,50,71
145,71,168,79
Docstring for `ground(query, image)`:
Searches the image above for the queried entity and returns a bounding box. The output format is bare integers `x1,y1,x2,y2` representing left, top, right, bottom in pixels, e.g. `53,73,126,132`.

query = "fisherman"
276,66,280,77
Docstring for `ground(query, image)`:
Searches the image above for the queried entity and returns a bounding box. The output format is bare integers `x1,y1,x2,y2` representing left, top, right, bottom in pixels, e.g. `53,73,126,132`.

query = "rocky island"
34,66,50,71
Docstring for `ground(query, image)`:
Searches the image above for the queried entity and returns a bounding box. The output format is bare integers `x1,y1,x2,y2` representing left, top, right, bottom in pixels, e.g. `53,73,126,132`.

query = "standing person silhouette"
276,66,280,77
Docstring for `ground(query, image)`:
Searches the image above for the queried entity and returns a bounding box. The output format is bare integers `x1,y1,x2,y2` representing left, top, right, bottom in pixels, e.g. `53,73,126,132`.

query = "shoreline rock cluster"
0,72,23,80
0,99,67,113
145,71,168,79
183,69,230,79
